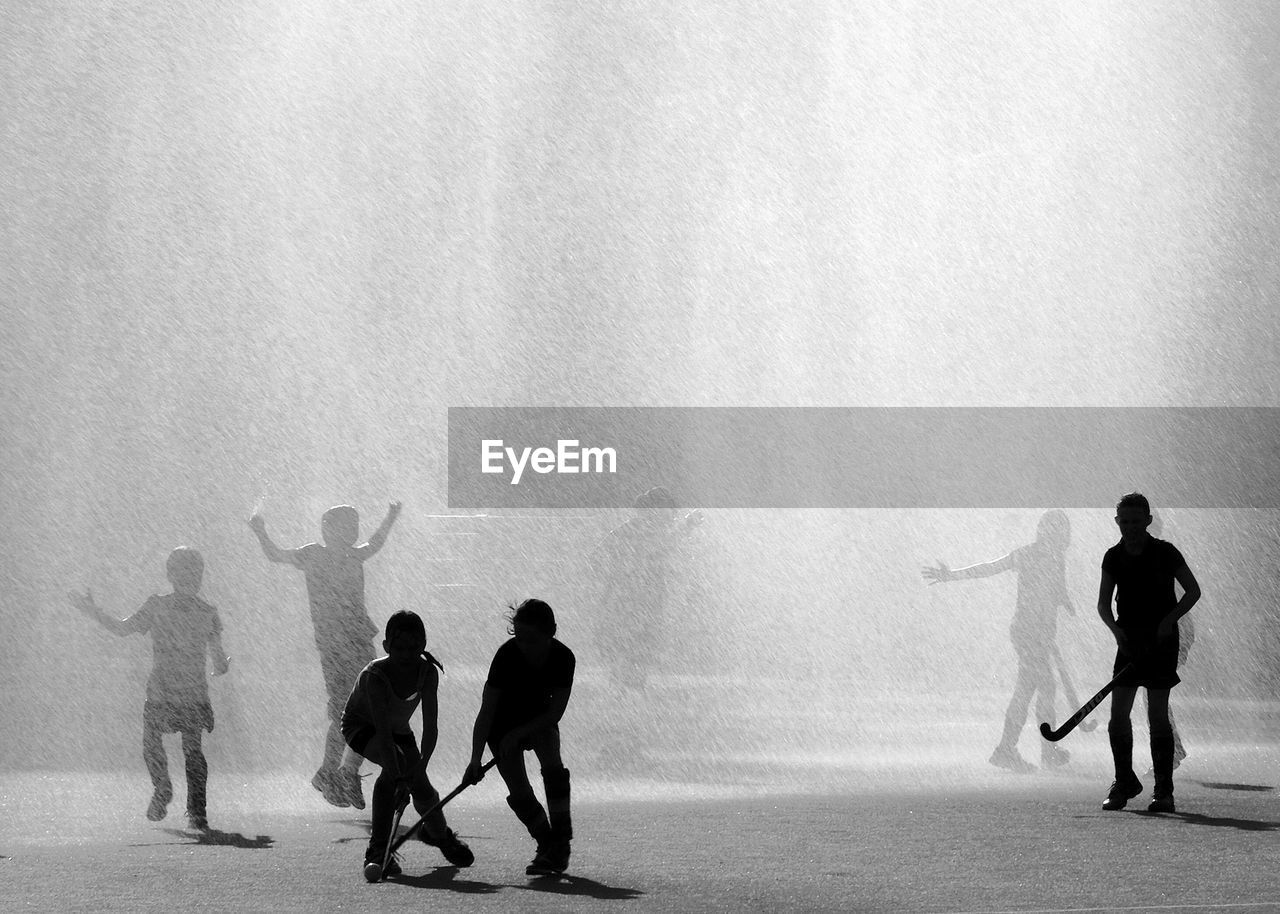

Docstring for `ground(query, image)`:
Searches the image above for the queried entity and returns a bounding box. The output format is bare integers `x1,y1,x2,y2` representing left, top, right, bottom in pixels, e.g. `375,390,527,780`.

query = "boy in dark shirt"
464,599,576,875
1097,493,1201,812
250,502,401,807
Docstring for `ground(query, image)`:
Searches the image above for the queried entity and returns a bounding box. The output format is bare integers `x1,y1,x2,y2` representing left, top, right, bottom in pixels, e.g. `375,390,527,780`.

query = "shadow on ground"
155,827,275,848
1147,811,1280,832
518,873,644,901
1192,780,1274,793
390,865,503,894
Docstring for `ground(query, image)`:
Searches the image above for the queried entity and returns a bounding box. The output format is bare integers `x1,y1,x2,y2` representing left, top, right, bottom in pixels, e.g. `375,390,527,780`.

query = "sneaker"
988,746,1035,773
421,828,475,867
546,839,571,873
1102,775,1144,811
187,811,210,832
526,843,561,876
1148,794,1176,813
364,852,402,881
311,768,351,808
1040,745,1071,769
146,788,172,822
334,768,366,810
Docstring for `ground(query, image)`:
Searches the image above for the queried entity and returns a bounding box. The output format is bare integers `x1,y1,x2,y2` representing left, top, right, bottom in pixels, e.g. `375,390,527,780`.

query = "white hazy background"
3,1,1278,792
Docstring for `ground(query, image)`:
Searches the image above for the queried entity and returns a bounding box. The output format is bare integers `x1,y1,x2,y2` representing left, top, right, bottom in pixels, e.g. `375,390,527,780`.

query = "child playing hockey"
1097,493,1201,813
71,547,230,831
340,610,473,878
464,599,576,875
249,502,401,808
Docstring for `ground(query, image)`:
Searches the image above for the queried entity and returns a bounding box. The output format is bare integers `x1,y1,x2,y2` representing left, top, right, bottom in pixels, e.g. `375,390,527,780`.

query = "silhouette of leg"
367,770,402,865
180,730,208,828
1146,688,1175,810
142,720,171,820
1026,647,1068,768
1108,686,1138,777
1103,686,1142,810
990,658,1035,772
1169,704,1186,766
496,745,555,872
532,728,571,869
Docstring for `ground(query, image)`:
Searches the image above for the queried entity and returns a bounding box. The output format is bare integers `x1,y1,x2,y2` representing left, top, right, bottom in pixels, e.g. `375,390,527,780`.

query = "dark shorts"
342,724,417,765
144,699,214,734
487,724,559,758
1113,630,1181,690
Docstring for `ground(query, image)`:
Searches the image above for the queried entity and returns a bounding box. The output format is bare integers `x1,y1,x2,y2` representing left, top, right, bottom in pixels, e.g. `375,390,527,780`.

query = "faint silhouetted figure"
923,509,1075,772
340,611,473,878
249,502,401,808
465,599,576,876
1097,493,1201,813
71,547,230,831
589,487,703,691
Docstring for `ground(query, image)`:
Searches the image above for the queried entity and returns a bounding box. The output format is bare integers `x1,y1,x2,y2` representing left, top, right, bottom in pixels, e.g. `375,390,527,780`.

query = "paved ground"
3,735,1279,914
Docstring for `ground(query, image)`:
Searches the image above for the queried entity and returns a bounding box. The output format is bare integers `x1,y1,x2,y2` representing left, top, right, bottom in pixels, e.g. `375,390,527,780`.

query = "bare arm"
247,515,299,565
1158,564,1202,638
923,552,1014,585
466,685,500,780
70,590,136,637
1096,569,1128,655
208,629,230,676
354,502,402,560
417,663,440,768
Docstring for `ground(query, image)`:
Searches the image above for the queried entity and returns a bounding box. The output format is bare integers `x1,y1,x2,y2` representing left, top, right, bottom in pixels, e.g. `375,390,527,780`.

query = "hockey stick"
1039,663,1133,742
379,758,499,867
1050,643,1096,733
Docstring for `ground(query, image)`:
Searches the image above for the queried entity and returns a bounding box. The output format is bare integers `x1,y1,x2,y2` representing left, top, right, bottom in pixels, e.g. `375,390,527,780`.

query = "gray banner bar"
447,407,1279,508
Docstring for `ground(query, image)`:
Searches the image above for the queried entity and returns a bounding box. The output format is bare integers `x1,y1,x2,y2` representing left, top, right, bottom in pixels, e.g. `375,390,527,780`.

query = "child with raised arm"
248,502,401,808
1098,492,1201,813
340,610,473,880
464,599,576,876
923,509,1075,772
71,547,229,831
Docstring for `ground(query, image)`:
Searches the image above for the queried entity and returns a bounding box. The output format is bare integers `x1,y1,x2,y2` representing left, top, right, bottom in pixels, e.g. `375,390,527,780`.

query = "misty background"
3,2,1278,787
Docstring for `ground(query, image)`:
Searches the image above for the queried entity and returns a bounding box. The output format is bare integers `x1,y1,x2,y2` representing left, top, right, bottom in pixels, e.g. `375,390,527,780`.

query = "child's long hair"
385,609,443,671
506,598,556,637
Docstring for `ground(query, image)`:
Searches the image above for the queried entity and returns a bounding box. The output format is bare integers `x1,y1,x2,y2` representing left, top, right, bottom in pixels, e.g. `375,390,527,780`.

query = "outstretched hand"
247,513,266,534
921,562,951,585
